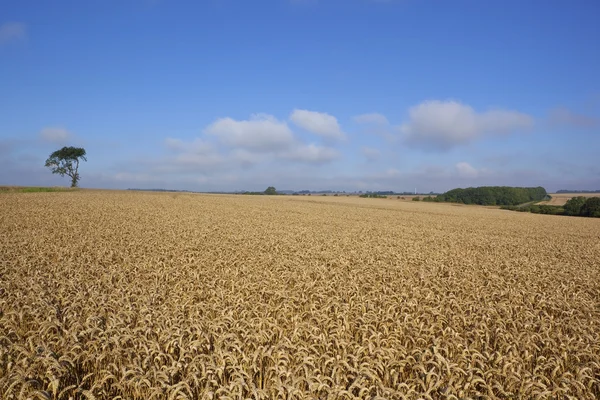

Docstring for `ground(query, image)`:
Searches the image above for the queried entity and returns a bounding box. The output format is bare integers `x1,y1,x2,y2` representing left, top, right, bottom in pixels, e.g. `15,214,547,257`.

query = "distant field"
303,194,422,200
1,191,599,398
0,185,73,193
544,192,600,206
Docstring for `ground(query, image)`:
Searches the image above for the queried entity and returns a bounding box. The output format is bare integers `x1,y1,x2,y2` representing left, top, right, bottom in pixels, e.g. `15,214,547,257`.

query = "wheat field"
1,190,599,399
543,193,600,206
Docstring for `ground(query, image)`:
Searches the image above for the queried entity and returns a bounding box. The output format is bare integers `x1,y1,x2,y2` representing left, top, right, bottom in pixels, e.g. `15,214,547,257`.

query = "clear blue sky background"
1,0,599,192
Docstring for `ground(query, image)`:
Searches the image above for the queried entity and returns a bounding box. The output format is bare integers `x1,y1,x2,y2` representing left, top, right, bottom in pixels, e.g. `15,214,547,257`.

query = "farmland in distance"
543,192,600,206
1,190,599,399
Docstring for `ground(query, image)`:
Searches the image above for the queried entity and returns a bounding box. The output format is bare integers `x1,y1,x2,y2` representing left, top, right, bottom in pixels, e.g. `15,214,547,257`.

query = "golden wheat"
1,190,599,399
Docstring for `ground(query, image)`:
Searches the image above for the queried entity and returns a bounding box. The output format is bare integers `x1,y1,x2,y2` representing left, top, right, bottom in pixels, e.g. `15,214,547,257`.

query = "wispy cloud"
0,22,27,45
548,107,599,128
353,113,389,125
39,127,72,144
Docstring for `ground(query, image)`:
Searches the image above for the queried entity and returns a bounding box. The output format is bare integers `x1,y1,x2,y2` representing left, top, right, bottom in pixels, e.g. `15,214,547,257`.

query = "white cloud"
353,113,389,125
4,116,599,193
400,100,533,150
168,110,343,170
0,22,26,44
290,109,345,140
280,143,339,164
361,146,381,161
39,127,71,143
455,162,479,178
205,114,295,152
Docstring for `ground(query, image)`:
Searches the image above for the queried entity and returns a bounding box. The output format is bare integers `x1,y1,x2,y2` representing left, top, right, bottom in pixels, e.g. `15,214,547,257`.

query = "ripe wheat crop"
543,192,600,206
1,191,599,399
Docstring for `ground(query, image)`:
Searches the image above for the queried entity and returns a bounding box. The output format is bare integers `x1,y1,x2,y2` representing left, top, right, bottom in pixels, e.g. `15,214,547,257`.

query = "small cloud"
361,146,381,162
399,100,533,151
455,162,479,178
353,113,389,125
39,127,71,143
205,114,295,152
0,22,26,45
290,109,345,140
548,107,599,128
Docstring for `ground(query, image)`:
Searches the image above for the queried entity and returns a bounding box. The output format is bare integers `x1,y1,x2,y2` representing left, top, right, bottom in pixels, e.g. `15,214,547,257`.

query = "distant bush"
580,197,600,217
560,196,600,218
564,196,586,216
359,193,387,198
538,205,564,215
502,203,564,216
412,197,421,201
436,186,547,206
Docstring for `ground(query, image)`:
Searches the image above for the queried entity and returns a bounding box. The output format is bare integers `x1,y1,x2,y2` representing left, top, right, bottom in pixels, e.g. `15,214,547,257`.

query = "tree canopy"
563,196,587,216
264,186,277,195
44,146,87,188
579,197,600,218
436,186,547,206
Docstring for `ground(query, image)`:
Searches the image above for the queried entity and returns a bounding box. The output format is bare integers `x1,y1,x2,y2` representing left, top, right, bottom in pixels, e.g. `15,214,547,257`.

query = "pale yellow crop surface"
544,193,600,206
1,190,599,399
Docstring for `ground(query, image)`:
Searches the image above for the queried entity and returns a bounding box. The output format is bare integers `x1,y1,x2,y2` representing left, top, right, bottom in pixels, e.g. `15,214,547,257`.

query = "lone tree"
264,186,277,195
45,146,87,187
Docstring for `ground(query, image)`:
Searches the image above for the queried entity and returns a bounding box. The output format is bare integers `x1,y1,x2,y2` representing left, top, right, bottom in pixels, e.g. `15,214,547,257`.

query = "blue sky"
1,0,599,192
